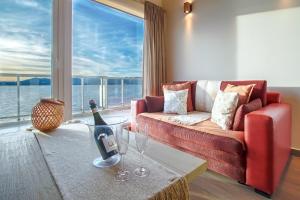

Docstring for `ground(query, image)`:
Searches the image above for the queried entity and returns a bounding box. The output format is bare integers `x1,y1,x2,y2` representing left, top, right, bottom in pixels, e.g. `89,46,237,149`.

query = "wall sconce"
184,2,192,14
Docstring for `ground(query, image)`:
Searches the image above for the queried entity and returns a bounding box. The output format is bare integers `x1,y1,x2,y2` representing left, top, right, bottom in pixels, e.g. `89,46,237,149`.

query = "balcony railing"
0,73,142,122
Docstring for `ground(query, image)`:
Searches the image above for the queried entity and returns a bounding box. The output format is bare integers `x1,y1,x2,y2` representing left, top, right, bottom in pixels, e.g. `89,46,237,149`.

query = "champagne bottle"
89,99,107,125
89,99,118,160
93,126,118,160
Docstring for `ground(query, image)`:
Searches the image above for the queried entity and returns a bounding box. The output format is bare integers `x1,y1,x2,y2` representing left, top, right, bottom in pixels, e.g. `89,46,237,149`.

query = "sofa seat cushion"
137,112,246,181
137,112,245,155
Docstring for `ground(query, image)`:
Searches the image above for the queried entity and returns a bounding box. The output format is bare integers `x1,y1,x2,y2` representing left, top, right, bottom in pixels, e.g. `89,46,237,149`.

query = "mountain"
0,81,16,86
21,78,51,85
0,77,142,86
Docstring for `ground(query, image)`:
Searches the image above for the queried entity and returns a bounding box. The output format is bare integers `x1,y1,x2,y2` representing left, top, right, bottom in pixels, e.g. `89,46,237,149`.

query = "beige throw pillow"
163,89,188,115
224,84,255,106
211,91,239,130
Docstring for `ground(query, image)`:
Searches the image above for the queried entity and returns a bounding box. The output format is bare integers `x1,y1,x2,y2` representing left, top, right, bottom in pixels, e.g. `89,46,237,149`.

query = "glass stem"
140,152,144,170
121,154,124,172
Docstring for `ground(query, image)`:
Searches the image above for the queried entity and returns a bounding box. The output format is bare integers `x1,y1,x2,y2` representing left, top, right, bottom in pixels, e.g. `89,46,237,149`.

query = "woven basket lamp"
32,98,64,132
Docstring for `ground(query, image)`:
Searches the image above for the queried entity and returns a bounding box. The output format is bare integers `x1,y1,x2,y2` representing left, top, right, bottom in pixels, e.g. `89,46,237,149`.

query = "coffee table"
129,131,207,183
0,123,207,200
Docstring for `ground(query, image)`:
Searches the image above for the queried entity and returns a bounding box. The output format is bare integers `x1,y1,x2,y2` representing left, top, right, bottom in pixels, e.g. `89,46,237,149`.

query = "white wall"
237,7,300,87
163,0,300,149
163,0,237,81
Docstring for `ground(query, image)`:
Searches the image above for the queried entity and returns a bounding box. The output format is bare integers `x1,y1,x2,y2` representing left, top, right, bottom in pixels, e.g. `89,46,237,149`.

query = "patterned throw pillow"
163,82,193,112
163,89,188,115
211,91,239,130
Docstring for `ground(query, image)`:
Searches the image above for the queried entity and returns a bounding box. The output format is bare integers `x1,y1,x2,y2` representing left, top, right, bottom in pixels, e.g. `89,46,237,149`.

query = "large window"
72,0,144,113
0,0,52,122
0,0,144,123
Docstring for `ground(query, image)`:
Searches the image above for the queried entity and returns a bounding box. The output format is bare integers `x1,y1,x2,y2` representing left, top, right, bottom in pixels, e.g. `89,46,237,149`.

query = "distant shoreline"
0,77,142,86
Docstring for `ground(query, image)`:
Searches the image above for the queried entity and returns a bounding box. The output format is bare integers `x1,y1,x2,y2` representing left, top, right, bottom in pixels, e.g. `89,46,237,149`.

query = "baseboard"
291,148,300,157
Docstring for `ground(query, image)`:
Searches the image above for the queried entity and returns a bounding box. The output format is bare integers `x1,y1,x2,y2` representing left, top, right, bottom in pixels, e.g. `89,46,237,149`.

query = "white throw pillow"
211,91,239,130
164,89,188,115
195,80,221,112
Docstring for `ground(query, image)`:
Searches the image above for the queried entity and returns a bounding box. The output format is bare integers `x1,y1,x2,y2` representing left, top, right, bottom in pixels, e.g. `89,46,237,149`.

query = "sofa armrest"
244,103,291,195
267,92,281,104
131,99,147,130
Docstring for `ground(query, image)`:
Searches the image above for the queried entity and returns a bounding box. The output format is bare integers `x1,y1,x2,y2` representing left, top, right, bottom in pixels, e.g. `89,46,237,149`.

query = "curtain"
143,1,166,96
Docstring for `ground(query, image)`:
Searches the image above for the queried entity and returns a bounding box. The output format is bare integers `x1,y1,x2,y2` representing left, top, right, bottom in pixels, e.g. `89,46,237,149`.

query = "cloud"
0,29,51,74
0,0,143,78
13,0,51,13
72,56,110,76
15,0,39,8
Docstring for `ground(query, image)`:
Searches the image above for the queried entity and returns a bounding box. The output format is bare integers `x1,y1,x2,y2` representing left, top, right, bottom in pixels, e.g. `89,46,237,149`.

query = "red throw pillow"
145,96,164,113
162,82,193,112
233,98,262,131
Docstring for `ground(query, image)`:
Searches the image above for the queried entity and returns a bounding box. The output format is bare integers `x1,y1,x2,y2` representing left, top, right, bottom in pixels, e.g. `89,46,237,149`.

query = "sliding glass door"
72,0,144,114
0,0,144,123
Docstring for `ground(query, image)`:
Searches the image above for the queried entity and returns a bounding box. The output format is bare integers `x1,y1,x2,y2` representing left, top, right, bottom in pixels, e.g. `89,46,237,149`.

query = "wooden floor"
1,110,299,200
189,156,300,200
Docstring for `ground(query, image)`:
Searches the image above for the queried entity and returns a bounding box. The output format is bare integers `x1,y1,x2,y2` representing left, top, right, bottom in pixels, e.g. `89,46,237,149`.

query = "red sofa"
131,80,291,196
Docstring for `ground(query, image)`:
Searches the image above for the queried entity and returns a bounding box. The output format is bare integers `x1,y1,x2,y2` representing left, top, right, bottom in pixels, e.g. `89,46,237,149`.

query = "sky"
0,0,144,78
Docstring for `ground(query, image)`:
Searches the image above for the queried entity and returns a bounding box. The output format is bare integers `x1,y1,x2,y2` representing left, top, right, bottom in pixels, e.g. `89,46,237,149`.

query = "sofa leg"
238,181,246,185
255,188,272,199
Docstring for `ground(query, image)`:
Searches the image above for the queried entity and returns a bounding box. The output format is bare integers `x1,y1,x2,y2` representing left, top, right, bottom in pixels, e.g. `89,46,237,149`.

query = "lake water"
0,84,142,119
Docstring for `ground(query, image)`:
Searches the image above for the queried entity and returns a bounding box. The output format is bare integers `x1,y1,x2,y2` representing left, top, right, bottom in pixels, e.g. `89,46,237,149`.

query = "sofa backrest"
173,80,267,111
220,80,267,106
195,80,221,112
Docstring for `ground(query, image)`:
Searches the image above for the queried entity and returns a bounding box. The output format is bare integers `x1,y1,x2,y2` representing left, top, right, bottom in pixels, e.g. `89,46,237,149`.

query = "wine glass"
115,125,130,182
134,124,150,177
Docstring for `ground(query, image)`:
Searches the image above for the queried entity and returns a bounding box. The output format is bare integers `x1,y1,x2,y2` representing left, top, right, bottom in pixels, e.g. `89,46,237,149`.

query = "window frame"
52,0,73,120
52,0,144,121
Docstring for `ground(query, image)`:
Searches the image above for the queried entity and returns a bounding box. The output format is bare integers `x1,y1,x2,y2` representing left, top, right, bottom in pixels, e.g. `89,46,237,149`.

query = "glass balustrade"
0,74,142,122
